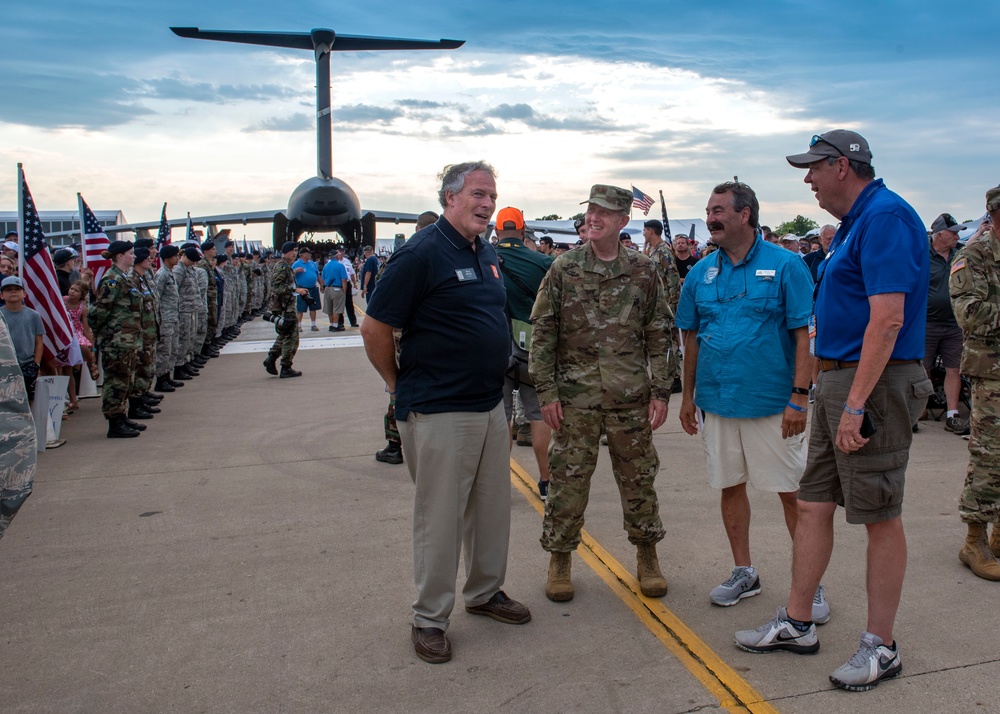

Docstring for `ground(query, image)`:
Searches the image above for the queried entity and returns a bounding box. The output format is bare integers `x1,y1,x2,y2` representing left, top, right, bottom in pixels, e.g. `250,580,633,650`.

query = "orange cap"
495,206,524,231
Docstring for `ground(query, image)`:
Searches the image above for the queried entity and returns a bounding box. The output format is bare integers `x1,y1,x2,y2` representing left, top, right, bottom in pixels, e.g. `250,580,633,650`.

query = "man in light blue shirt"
291,247,320,331
677,181,820,615
321,256,348,331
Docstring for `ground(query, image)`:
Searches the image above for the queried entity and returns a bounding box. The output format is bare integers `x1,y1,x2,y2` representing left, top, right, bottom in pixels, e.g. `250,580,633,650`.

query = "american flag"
155,202,171,250
17,166,74,363
78,194,112,286
186,213,199,243
632,186,654,215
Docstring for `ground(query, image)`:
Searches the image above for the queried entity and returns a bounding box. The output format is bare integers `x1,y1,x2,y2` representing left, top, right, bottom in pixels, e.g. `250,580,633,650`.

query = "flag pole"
16,164,25,278
77,192,87,269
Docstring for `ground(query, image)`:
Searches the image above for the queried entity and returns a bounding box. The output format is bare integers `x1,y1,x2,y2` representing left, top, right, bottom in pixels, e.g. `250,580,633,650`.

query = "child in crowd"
63,279,100,410
0,276,45,401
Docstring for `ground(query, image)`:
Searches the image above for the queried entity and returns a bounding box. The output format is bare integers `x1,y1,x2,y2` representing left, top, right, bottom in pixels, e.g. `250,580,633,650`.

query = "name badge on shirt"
455,268,477,282
756,269,775,281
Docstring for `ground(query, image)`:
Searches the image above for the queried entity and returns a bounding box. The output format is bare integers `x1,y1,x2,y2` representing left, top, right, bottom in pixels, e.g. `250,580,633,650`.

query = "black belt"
818,358,920,372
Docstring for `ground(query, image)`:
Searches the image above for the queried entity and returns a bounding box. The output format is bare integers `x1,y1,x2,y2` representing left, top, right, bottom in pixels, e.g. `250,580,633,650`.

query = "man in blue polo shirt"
677,181,823,615
321,254,348,331
291,247,320,331
736,130,932,693
360,161,530,666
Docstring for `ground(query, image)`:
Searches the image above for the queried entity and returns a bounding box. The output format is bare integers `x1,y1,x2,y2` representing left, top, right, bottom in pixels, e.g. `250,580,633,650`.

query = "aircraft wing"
170,27,464,52
45,208,419,240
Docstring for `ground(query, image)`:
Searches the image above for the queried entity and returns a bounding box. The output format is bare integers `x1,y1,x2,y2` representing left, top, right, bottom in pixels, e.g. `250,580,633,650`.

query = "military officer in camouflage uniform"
0,314,36,540
950,186,1000,581
197,241,219,358
127,247,162,420
172,246,202,380
642,219,681,314
88,240,144,438
154,245,182,392
529,184,679,602
264,241,307,378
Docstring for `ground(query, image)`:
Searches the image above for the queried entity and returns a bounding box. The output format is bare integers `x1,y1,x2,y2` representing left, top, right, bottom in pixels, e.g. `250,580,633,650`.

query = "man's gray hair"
437,161,497,209
826,156,876,182
712,181,759,229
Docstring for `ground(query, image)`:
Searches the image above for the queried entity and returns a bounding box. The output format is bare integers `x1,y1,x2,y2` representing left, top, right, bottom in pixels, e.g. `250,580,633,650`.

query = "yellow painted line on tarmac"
510,457,779,714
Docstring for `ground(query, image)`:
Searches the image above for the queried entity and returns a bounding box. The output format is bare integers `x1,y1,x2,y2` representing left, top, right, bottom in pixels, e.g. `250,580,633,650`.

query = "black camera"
299,290,318,309
261,311,297,335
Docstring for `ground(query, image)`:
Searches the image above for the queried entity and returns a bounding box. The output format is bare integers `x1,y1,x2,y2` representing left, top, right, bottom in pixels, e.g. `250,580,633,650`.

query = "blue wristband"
843,403,864,416
786,401,805,413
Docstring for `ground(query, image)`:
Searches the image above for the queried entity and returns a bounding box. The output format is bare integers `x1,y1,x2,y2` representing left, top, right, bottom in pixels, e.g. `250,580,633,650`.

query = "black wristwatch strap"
791,387,810,396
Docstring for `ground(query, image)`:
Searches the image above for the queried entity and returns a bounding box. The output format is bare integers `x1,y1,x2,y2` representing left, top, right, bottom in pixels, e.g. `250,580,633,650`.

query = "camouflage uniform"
268,260,299,367
172,261,200,368
197,257,217,350
0,316,36,540
647,240,681,314
193,261,209,353
154,263,179,378
950,226,1000,524
129,270,159,393
88,265,143,418
529,240,679,552
238,261,250,318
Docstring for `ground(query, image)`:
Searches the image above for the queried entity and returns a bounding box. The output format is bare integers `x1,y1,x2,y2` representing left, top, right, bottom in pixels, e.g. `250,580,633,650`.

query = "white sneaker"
734,607,819,654
812,583,831,624
829,631,901,691
709,566,761,606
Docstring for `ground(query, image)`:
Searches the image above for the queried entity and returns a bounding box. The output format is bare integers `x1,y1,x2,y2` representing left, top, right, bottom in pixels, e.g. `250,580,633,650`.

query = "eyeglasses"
715,251,747,303
810,134,845,158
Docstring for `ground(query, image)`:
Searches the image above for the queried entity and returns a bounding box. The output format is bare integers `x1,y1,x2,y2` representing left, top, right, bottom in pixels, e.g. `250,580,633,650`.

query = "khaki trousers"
398,402,511,630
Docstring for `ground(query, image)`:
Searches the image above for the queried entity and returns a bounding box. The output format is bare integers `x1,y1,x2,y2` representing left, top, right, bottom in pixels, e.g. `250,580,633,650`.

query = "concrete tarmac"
1,318,996,713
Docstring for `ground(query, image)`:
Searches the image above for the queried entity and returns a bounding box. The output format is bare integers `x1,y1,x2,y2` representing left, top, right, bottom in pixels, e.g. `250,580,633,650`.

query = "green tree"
537,214,562,221
775,215,819,237
570,212,585,221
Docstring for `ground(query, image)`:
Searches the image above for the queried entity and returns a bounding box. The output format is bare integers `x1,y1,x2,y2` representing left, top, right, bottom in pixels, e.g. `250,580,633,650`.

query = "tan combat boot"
991,525,1000,559
545,551,574,602
959,523,1000,581
636,543,668,597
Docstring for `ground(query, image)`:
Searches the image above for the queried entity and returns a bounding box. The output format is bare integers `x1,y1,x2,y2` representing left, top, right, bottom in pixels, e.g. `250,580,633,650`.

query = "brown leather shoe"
411,626,451,664
465,590,531,624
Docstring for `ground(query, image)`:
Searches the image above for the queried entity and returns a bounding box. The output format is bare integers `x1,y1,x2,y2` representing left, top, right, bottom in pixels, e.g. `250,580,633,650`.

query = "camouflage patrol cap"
580,184,632,212
986,186,1000,212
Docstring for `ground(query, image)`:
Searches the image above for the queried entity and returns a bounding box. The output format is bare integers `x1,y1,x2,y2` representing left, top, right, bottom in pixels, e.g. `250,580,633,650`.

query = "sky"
2,1,998,245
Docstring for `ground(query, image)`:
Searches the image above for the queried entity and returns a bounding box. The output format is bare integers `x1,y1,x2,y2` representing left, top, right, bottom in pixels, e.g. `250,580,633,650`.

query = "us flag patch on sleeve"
950,258,966,274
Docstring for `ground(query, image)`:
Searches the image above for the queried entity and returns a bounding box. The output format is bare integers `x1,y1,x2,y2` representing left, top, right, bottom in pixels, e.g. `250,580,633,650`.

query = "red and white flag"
17,165,74,363
78,193,112,286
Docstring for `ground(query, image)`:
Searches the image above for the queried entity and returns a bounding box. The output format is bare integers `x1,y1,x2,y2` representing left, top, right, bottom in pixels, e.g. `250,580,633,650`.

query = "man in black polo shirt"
361,161,530,665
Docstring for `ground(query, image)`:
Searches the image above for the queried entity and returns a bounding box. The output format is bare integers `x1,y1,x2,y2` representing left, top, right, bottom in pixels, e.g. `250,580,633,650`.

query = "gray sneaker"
812,584,831,624
735,607,819,654
710,566,761,606
829,631,901,691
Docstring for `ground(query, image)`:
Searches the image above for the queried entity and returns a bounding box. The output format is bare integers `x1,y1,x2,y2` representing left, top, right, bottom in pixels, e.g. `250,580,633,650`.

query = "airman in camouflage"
0,315,36,540
172,247,202,378
129,247,160,404
950,186,1000,581
154,245,181,391
88,241,144,437
643,219,681,313
197,241,218,356
529,184,679,602
263,241,307,378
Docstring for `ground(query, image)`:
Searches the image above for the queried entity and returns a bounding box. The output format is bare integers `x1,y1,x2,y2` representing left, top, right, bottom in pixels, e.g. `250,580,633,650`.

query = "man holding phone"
736,131,932,693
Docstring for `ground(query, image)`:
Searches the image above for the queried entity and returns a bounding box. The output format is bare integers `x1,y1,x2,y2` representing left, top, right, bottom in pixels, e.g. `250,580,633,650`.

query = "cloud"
333,104,405,125
484,103,615,132
243,113,312,132
0,68,153,130
137,77,304,103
